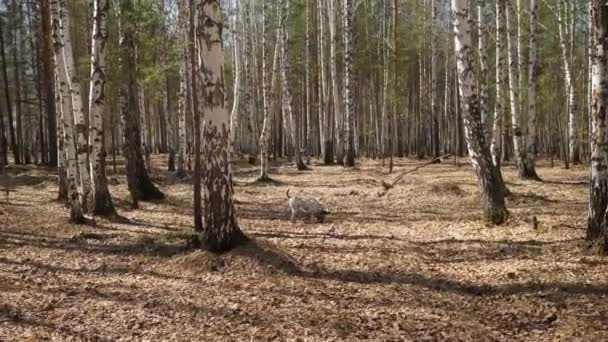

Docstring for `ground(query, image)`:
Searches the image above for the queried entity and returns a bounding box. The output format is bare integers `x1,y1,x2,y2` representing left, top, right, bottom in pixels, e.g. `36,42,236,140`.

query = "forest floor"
1,156,607,341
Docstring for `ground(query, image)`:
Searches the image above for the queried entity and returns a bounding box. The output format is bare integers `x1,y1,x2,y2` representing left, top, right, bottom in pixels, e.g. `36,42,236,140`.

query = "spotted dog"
286,189,329,223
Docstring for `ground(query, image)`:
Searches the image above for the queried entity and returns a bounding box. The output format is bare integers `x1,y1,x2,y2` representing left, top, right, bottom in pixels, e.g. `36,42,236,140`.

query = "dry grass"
1,156,607,341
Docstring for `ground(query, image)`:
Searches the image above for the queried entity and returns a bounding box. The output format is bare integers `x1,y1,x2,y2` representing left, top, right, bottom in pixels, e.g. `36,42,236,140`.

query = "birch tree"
557,0,579,165
452,0,508,224
587,0,608,254
258,0,272,181
329,0,343,165
177,0,188,177
51,0,84,223
491,0,505,167
88,0,115,215
58,0,92,209
477,0,490,137
506,1,529,179
195,0,245,252
343,0,355,166
318,0,332,164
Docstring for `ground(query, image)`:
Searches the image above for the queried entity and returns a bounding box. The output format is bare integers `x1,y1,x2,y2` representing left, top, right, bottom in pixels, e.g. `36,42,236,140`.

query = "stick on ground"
381,154,452,191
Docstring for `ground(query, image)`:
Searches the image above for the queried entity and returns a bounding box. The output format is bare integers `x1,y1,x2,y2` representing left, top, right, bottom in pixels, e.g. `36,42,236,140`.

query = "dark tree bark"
41,0,58,167
118,0,164,208
0,17,19,164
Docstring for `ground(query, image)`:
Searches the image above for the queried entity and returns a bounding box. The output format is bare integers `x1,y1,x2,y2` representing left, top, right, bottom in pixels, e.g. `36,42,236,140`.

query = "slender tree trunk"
55,79,68,204
188,0,202,232
344,0,355,166
318,0,332,164
229,0,241,158
177,0,188,176
0,18,19,165
58,0,92,208
506,1,528,179
88,0,115,216
41,0,58,167
587,0,608,255
51,0,84,223
452,0,508,224
477,0,490,138
195,0,245,252
431,0,441,160
328,0,343,165
279,0,307,171
258,1,272,181
491,0,505,167
523,0,540,180
119,0,164,208
558,0,579,165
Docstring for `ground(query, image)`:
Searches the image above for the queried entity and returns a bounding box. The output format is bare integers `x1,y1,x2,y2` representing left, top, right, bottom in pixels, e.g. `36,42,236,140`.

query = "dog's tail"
286,188,291,199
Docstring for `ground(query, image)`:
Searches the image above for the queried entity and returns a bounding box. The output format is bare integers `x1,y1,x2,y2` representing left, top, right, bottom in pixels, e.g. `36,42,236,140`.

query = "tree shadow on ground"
299,267,608,298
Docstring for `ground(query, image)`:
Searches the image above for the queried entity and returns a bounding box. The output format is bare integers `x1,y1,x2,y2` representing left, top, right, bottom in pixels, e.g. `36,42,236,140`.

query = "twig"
381,154,451,191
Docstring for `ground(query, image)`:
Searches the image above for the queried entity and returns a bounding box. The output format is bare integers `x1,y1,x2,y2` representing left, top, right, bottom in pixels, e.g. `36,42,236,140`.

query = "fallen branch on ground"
381,154,452,191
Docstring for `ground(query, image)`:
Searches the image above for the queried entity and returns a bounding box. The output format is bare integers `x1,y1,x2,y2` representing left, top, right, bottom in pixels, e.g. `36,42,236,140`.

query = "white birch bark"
177,0,188,175
258,1,271,181
51,0,84,222
506,1,527,178
452,0,507,224
491,0,505,167
328,0,343,164
477,0,490,137
229,0,241,155
58,0,91,209
196,0,244,252
88,0,115,214
587,0,608,252
557,0,578,164
318,0,331,163
344,0,355,166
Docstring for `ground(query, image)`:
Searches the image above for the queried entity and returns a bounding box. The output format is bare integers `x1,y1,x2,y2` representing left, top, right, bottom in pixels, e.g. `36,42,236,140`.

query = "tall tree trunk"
188,0,202,232
477,0,490,138
431,0,441,159
523,0,540,180
41,0,58,167
196,0,245,252
119,0,164,208
491,0,505,167
55,78,68,204
51,0,84,223
587,0,608,255
0,18,19,165
318,0,332,164
343,0,355,166
88,0,115,216
452,0,508,224
558,0,579,165
229,0,241,158
258,1,272,181
279,0,307,170
58,0,92,208
506,1,528,179
328,0,343,165
177,0,188,176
